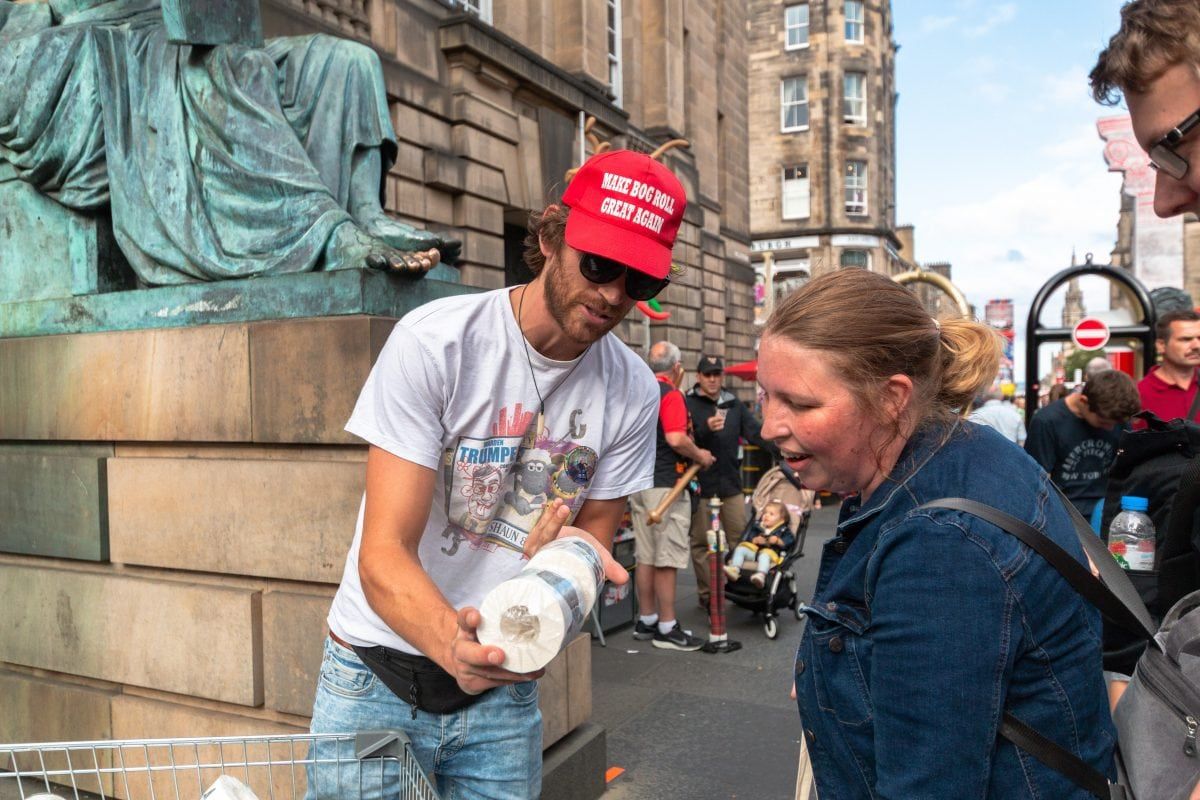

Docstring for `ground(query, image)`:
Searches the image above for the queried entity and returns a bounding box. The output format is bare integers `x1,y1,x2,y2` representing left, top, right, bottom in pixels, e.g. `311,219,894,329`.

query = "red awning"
724,359,757,380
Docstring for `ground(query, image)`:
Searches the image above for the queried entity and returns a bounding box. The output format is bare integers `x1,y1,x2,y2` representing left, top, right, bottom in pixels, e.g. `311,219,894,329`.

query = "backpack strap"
917,493,1148,800
998,714,1121,799
1187,381,1200,423
919,497,1158,641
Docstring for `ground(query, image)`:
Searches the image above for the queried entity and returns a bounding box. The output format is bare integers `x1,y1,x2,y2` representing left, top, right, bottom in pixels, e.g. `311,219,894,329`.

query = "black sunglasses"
578,253,670,301
1149,106,1200,180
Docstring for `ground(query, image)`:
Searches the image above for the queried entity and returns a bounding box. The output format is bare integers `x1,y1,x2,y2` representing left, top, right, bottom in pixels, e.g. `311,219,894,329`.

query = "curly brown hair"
1090,0,1200,104
521,206,568,277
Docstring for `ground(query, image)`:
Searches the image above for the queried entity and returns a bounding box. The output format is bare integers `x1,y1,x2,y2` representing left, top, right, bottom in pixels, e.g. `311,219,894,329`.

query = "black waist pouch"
353,644,488,716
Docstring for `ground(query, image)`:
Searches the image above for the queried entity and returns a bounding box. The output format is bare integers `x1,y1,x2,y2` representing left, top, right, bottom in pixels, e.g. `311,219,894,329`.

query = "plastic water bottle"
1107,496,1156,572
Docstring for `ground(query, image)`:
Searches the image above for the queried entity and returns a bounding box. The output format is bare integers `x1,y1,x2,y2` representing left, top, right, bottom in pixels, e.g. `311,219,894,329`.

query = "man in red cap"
308,150,687,798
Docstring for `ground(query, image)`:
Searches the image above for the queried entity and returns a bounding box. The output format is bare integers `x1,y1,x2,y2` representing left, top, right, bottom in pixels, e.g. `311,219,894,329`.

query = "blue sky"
892,0,1131,379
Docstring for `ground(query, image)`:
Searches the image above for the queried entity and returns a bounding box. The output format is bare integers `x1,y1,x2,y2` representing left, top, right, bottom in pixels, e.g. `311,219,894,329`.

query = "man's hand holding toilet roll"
522,500,630,587
449,502,570,693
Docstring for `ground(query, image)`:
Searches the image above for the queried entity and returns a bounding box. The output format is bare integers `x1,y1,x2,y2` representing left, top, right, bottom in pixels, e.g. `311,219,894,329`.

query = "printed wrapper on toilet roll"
201,776,260,800
477,537,604,672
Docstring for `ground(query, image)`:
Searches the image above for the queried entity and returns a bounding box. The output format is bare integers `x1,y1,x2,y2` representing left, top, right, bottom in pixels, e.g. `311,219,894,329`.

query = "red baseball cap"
561,150,687,279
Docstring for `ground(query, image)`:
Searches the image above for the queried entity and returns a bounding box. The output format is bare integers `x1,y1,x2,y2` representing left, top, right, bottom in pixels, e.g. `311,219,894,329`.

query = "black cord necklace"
517,284,591,441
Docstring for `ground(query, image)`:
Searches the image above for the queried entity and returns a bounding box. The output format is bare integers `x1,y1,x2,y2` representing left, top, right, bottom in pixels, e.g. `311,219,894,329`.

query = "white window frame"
456,0,492,24
844,71,867,125
780,77,809,132
781,164,810,220
840,249,871,269
844,0,864,44
785,4,809,50
607,0,623,106
844,160,868,215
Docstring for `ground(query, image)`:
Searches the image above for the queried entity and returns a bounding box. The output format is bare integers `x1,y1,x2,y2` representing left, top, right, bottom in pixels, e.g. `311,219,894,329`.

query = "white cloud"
910,148,1123,380
920,15,958,34
1029,65,1100,116
978,82,1012,103
965,3,1017,37
967,55,998,75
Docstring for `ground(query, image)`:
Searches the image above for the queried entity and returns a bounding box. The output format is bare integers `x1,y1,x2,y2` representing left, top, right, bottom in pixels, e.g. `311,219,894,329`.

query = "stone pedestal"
0,268,595,786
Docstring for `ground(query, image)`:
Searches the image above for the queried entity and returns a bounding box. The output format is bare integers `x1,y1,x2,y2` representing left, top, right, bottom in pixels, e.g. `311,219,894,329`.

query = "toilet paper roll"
201,776,260,800
477,536,604,673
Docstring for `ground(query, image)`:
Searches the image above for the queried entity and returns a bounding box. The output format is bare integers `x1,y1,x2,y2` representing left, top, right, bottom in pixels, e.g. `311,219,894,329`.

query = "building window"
785,4,809,49
845,160,867,215
844,0,864,43
844,72,867,125
840,249,870,269
781,77,809,131
781,165,810,220
454,0,493,23
607,0,622,106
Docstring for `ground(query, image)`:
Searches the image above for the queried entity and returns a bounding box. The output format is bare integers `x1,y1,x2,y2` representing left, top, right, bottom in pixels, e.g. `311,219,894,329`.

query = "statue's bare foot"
358,213,462,266
325,223,440,275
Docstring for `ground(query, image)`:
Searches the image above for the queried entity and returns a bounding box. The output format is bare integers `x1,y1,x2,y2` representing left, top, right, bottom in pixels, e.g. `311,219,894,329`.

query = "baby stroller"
723,461,813,640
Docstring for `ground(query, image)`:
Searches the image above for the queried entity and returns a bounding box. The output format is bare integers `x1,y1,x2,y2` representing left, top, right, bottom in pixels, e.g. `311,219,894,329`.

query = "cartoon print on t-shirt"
505,449,552,516
442,403,596,555
549,445,598,504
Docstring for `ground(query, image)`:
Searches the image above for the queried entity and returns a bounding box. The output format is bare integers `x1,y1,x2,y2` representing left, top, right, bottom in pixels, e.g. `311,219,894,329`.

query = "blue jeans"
306,637,543,800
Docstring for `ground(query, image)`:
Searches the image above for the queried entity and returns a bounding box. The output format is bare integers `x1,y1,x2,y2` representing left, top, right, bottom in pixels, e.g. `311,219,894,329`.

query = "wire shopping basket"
0,731,439,800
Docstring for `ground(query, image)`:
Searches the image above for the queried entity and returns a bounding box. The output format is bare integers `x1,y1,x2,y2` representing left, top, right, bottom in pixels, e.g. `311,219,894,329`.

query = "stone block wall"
0,317,591,769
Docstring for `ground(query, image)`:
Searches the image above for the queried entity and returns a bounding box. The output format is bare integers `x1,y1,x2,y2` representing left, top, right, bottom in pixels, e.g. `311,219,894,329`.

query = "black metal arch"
1024,256,1156,419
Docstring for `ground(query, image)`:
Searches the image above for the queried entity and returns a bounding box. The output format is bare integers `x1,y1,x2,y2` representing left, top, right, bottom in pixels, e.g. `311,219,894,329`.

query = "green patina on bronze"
0,267,475,338
0,0,460,295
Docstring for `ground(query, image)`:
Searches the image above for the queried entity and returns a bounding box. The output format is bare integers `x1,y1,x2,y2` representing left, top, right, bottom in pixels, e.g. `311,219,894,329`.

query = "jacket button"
825,601,837,611
828,636,844,654
832,540,848,554
795,658,806,675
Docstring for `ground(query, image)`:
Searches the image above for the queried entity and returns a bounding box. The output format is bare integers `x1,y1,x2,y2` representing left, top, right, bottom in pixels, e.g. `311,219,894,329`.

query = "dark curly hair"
521,206,569,276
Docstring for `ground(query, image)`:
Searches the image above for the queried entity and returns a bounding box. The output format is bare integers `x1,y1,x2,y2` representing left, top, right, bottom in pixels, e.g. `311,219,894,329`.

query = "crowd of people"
295,1,1200,797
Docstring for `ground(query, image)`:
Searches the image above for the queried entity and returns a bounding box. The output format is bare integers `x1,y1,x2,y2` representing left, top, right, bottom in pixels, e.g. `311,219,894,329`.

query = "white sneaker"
723,565,740,581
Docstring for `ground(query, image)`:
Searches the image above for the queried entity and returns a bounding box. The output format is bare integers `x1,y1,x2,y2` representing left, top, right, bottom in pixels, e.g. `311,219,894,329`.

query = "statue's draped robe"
0,0,397,283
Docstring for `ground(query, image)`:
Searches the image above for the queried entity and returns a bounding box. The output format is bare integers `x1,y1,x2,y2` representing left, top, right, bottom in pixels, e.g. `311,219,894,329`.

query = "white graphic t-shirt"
327,288,659,654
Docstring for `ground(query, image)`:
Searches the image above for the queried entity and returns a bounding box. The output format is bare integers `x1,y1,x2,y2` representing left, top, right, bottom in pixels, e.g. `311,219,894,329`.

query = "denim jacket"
795,420,1115,799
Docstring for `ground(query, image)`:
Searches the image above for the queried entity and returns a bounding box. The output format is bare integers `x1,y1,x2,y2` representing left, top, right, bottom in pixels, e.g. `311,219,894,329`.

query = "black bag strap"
917,494,1148,800
1187,382,1200,423
998,714,1120,799
919,497,1157,641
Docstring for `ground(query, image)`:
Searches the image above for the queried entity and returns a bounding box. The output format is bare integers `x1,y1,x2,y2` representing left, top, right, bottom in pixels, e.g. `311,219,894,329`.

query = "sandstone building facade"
0,0,753,787
747,0,899,293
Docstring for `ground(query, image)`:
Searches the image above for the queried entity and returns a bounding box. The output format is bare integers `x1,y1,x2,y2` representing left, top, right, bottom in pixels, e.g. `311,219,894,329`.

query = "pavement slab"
593,504,839,800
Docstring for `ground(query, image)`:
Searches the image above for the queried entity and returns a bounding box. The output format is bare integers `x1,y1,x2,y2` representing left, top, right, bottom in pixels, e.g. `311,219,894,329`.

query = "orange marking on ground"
605,766,626,783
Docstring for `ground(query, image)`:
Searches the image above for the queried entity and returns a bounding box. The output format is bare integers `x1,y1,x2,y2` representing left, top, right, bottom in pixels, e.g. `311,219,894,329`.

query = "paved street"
592,503,838,800
0,505,839,800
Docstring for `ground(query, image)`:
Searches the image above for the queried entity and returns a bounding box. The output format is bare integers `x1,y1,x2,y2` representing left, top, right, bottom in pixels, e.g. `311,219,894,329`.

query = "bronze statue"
0,0,459,285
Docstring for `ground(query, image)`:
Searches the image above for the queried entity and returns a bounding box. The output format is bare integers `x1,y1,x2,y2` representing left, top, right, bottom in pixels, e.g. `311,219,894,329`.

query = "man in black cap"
685,355,769,608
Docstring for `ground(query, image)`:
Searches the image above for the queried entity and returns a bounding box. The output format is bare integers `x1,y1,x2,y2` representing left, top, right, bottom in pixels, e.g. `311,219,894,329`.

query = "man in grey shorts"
629,341,714,651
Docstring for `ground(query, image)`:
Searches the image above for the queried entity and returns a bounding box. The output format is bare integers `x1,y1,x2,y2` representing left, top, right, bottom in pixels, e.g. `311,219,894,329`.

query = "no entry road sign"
1072,317,1110,351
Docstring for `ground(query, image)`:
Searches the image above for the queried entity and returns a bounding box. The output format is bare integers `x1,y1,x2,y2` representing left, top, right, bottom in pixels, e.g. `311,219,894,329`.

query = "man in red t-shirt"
629,340,715,651
1138,309,1200,424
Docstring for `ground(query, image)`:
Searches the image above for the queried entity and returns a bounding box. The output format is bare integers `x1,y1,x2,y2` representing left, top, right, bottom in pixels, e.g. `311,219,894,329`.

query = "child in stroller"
722,463,814,639
725,501,793,588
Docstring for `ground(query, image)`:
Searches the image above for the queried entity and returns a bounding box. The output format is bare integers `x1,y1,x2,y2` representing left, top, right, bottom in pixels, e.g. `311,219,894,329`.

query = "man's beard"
542,259,624,345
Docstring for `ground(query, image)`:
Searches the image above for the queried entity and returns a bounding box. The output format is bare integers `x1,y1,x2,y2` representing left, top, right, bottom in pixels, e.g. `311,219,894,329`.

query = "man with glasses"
308,149,686,798
1091,1,1200,219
